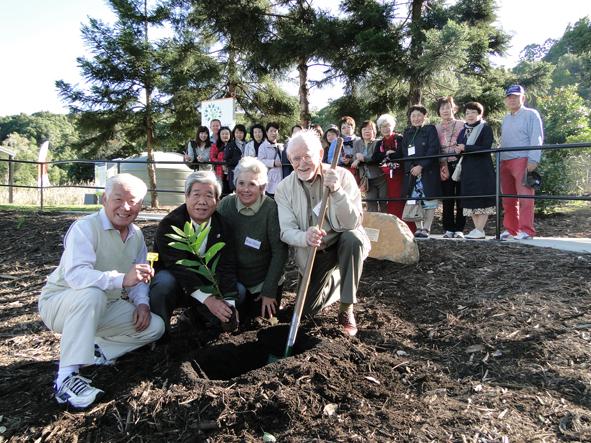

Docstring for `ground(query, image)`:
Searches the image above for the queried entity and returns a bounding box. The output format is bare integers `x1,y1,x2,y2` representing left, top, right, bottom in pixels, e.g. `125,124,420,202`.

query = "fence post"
39,173,44,212
495,150,501,240
8,154,14,204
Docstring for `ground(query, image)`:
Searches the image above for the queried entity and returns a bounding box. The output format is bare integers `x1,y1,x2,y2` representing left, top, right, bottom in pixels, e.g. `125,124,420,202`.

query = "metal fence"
1,142,590,240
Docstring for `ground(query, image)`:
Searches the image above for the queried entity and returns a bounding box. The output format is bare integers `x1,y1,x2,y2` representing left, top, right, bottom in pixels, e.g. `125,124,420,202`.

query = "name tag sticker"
408,145,416,156
407,200,416,205
244,237,261,250
312,202,322,217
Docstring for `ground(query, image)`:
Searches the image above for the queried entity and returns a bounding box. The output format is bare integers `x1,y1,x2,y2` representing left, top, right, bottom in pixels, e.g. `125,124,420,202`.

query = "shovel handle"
285,138,344,357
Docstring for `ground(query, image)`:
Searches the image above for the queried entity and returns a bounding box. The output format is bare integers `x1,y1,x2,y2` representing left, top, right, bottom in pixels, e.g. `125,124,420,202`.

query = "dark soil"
0,208,590,442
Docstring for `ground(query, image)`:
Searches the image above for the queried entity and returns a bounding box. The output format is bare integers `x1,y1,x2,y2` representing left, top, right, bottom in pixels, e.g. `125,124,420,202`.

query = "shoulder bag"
402,175,425,222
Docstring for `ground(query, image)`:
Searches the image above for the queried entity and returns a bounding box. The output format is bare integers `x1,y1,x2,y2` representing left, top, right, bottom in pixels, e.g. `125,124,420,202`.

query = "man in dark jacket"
149,171,238,335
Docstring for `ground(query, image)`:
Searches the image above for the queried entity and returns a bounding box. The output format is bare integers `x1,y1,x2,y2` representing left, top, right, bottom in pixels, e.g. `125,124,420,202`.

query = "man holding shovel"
275,130,370,337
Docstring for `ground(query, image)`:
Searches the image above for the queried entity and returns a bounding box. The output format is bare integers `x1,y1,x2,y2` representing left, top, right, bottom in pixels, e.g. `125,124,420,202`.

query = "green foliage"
189,0,300,126
165,221,231,300
511,61,555,105
535,86,591,212
538,86,590,144
0,133,38,186
544,17,591,63
520,40,556,62
0,113,86,182
518,16,591,103
551,53,591,102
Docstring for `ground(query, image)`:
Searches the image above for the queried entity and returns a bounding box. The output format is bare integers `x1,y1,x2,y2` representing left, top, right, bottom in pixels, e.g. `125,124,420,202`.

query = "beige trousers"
39,288,164,367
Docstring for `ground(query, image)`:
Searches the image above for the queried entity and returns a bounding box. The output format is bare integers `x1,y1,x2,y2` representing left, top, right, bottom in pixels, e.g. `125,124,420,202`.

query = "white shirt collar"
98,208,138,240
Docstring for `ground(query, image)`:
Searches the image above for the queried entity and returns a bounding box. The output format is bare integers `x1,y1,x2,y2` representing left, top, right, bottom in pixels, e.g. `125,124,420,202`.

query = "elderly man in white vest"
38,173,165,409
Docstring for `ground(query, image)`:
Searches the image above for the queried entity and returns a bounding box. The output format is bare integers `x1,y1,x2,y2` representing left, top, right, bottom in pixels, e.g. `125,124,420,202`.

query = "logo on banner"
200,98,235,128
202,102,223,122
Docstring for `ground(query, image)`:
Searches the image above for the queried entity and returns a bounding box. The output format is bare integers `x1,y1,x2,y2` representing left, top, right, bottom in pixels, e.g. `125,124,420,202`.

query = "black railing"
1,142,590,240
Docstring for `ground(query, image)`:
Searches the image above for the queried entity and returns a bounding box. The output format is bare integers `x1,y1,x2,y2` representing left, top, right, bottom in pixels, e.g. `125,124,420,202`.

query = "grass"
537,199,591,215
0,185,96,207
0,204,101,212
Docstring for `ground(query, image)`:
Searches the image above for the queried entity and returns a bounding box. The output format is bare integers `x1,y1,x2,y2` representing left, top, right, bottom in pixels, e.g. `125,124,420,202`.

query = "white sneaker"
515,231,532,240
465,229,485,239
55,373,104,409
442,230,454,239
94,344,116,366
453,231,465,239
500,230,514,240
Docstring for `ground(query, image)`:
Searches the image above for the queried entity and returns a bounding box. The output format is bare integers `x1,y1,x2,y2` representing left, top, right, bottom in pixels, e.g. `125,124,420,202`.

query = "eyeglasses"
290,154,313,164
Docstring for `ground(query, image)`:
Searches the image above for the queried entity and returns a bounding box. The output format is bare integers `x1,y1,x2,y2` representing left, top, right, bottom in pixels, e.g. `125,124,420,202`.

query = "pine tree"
189,0,299,129
57,0,219,207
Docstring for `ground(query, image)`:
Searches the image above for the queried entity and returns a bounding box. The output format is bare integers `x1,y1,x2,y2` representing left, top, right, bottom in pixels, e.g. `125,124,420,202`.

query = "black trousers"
149,270,221,334
441,162,466,232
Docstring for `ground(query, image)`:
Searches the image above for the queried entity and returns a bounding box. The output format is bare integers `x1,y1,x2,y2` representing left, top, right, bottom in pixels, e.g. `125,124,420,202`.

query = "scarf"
464,120,486,145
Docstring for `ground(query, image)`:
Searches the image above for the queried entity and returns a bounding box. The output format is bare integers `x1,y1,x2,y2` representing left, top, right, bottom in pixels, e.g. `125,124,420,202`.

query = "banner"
200,98,235,129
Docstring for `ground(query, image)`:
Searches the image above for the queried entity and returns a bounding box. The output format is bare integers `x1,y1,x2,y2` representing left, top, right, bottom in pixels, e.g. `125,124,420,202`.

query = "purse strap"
406,174,417,199
446,121,457,147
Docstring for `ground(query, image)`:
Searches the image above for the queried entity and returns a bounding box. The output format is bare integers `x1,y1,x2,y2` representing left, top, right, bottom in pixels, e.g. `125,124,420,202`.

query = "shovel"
275,137,344,360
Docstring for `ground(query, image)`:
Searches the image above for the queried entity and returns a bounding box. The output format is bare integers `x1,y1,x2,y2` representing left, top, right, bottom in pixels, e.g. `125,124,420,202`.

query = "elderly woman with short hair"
217,157,288,320
351,120,387,212
372,114,405,219
435,96,466,238
454,102,496,239
392,105,442,238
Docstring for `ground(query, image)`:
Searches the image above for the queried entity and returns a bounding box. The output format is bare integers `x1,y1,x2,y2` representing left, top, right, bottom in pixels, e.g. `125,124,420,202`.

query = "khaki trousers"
301,230,368,316
39,288,164,367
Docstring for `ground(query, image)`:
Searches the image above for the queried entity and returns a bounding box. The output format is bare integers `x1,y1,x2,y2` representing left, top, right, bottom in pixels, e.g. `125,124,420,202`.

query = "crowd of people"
184,84,543,240
39,84,543,409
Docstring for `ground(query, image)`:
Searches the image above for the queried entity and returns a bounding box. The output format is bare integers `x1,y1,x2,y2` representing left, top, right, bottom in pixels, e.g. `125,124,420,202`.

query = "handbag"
402,175,425,222
402,200,425,222
451,157,463,182
354,165,370,193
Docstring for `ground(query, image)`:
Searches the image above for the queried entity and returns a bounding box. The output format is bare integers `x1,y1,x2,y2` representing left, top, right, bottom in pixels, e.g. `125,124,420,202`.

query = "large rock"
362,212,419,264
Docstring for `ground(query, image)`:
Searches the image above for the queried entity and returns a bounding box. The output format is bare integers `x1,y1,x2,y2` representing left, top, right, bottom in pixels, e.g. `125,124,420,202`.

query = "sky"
0,0,589,117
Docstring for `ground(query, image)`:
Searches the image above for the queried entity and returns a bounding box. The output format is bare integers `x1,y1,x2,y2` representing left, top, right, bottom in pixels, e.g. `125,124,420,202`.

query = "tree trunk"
227,45,237,98
297,57,311,128
407,0,424,107
145,91,159,208
144,0,158,208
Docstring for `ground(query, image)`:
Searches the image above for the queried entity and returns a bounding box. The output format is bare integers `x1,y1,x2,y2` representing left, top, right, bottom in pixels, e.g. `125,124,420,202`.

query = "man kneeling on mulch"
38,174,165,409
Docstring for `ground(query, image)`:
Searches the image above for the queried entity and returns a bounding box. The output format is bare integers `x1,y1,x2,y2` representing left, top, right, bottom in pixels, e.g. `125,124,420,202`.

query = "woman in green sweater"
217,157,288,321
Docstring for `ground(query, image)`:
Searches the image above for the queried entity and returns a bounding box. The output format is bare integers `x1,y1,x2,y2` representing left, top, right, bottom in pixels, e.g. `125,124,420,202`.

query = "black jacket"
224,140,243,169
392,124,442,199
153,204,237,298
457,123,496,209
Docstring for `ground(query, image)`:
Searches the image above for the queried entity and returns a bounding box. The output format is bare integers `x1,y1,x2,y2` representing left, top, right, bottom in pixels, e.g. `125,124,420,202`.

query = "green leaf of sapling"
183,221,194,237
209,255,221,273
176,259,201,267
170,225,187,238
164,233,185,241
204,242,225,265
168,242,194,253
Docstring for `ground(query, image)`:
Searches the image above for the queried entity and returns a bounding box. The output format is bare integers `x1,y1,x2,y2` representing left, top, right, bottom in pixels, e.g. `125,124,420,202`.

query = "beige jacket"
275,165,370,271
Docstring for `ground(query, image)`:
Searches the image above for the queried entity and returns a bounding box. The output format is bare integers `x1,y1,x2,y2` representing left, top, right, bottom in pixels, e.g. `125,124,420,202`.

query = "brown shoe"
338,310,358,337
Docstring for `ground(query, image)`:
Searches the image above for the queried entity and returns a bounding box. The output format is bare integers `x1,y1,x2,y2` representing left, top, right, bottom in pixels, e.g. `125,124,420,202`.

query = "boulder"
362,212,419,264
